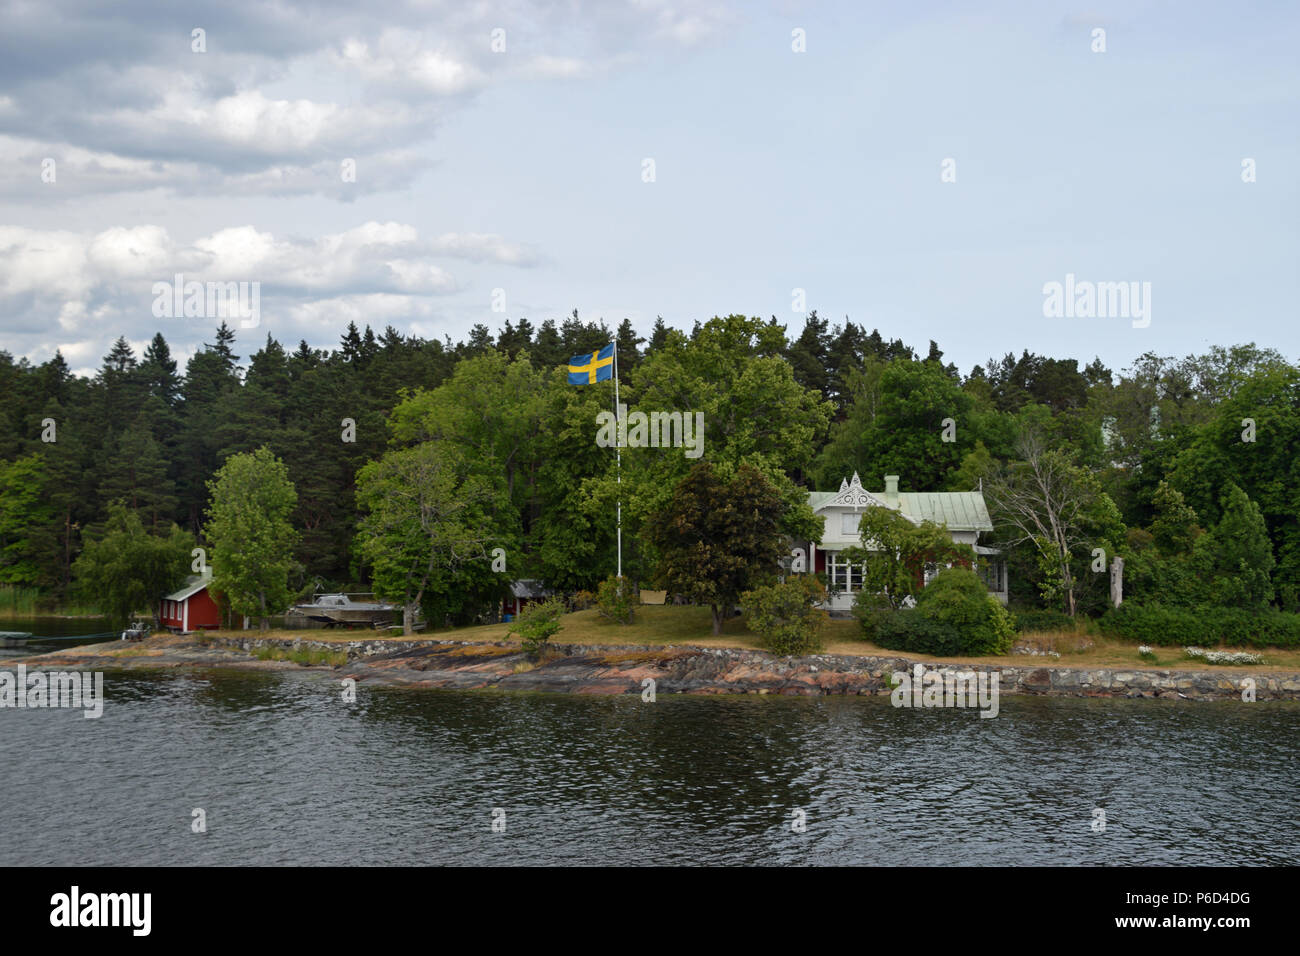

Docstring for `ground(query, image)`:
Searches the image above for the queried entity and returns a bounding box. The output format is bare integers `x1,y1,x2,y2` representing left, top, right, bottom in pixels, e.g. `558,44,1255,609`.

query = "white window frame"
827,552,866,594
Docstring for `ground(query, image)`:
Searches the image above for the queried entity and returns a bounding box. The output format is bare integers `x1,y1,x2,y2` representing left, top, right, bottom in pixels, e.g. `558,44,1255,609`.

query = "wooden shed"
160,571,221,632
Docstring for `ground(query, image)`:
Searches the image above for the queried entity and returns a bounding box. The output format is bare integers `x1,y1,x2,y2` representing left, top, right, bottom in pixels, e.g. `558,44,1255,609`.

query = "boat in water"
291,593,406,628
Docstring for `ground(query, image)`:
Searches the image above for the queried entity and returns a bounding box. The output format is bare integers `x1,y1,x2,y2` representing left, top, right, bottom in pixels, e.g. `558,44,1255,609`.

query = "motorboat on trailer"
291,593,403,628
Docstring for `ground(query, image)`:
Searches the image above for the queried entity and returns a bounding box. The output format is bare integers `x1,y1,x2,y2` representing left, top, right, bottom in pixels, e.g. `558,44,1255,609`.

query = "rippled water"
2,668,1297,865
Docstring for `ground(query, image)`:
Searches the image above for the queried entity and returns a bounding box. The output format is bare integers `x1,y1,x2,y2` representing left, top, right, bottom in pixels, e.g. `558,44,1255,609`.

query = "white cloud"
0,221,538,351
334,30,486,95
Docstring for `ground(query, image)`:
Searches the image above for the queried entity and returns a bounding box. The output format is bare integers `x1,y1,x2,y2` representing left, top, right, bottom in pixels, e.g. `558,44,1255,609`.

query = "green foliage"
871,611,970,657
511,596,566,654
253,644,349,667
355,441,504,631
842,508,976,612
1,322,1298,628
622,314,832,547
1125,483,1275,610
205,446,299,629
595,576,636,625
1011,608,1076,633
816,356,974,490
984,431,1121,616
70,502,194,628
742,576,828,655
915,568,1016,654
869,568,1015,656
1150,481,1201,554
1100,603,1300,649
1166,359,1300,608
1191,483,1274,608
0,453,56,588
646,461,791,635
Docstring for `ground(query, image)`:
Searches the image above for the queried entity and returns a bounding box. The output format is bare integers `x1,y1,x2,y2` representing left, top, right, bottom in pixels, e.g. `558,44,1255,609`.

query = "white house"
800,472,1007,612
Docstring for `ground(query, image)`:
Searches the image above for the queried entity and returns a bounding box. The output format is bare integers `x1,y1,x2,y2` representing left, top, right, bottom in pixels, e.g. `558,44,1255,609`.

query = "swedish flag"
567,343,615,385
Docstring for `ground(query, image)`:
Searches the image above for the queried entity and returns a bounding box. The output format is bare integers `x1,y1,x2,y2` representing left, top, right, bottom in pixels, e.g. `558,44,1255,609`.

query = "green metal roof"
807,482,993,532
895,492,993,532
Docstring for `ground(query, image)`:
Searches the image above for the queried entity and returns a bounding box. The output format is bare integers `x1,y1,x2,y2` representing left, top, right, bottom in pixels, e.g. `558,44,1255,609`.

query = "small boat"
0,631,32,648
292,593,404,628
120,621,150,641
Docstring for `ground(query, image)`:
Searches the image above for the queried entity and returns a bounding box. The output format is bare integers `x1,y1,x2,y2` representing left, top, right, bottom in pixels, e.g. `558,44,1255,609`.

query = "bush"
510,596,566,655
916,569,1016,654
869,568,1015,656
569,590,595,611
1099,603,1300,649
872,611,967,656
743,577,828,656
595,576,636,625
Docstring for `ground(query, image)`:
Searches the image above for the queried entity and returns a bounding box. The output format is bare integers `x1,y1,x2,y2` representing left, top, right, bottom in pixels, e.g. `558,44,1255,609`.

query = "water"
0,615,115,658
1,667,1296,865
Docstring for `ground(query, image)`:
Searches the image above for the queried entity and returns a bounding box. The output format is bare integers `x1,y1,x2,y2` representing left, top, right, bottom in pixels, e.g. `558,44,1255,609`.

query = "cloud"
0,1,731,199
334,30,487,95
0,221,540,364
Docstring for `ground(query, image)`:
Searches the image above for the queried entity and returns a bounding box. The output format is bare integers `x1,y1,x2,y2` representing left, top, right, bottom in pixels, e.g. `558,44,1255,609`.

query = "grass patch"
252,644,348,667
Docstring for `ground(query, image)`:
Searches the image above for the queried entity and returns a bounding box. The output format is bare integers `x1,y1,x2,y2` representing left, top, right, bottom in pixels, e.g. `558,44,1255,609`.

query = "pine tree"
339,322,363,363
140,333,181,406
647,317,670,353
1194,484,1275,608
615,319,644,371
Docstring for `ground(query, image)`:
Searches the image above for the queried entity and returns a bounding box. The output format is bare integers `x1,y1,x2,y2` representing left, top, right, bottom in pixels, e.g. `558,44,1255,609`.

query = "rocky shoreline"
8,633,1300,702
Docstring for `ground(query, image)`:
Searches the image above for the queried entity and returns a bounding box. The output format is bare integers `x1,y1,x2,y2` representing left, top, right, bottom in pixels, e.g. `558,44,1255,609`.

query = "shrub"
743,577,828,656
569,590,595,612
510,596,566,655
595,576,636,625
915,568,1016,655
1100,603,1300,649
872,611,966,656
870,568,1015,656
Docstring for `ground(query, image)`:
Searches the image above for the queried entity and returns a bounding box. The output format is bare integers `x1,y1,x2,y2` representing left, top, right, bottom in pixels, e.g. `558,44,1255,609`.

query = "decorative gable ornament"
826,472,888,511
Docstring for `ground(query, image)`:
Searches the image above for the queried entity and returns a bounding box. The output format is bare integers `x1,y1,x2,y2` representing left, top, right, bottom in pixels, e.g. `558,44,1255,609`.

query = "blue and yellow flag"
567,343,614,385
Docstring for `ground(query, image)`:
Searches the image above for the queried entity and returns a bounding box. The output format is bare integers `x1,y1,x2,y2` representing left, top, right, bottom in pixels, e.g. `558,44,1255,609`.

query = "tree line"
0,309,1295,627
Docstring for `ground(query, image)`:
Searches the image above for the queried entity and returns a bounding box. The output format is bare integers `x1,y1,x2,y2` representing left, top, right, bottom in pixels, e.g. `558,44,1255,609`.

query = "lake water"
2,666,1297,866
0,615,115,658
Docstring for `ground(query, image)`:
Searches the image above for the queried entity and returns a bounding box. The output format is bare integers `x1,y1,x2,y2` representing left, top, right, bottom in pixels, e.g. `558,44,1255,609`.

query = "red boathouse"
160,571,221,632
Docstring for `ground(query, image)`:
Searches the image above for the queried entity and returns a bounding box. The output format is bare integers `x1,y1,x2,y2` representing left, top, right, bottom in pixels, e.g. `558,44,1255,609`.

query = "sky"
1,0,1296,378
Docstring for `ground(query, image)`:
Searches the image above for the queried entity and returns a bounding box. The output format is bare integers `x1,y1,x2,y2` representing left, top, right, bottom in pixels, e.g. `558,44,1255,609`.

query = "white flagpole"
613,342,622,581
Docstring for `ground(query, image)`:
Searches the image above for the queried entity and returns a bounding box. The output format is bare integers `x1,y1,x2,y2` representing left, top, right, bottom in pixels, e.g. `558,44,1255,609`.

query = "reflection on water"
0,615,114,658
1,668,1296,865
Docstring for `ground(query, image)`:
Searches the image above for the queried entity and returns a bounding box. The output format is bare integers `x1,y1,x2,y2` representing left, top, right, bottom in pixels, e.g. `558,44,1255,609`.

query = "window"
841,512,860,535
827,552,866,593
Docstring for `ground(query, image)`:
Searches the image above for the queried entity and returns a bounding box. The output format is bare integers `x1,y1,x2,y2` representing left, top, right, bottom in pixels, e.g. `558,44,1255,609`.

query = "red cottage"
160,571,222,632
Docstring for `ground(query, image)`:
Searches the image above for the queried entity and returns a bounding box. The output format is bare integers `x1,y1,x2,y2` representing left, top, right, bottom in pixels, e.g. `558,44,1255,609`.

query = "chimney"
884,475,899,502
